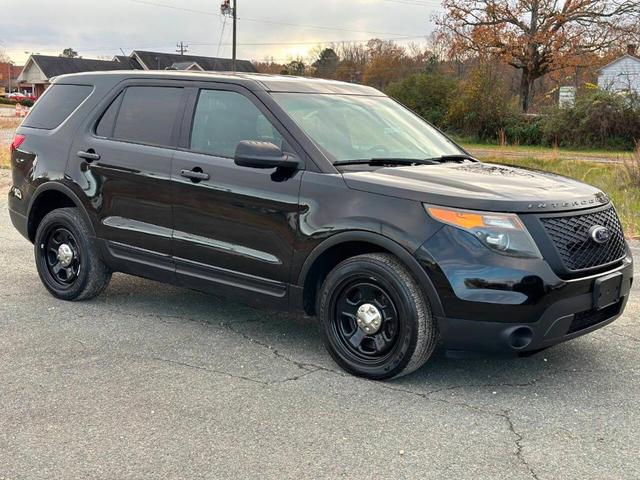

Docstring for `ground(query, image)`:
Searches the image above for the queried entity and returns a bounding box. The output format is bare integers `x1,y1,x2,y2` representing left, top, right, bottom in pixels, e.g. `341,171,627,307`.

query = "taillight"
10,134,26,152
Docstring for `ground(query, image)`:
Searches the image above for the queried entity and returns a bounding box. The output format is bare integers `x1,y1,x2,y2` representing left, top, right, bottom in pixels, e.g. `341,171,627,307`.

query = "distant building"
598,45,640,95
0,62,25,94
128,50,255,73
17,50,257,97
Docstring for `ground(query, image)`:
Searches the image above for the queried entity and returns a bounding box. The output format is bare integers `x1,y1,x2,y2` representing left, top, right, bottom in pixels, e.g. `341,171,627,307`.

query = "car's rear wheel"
34,208,111,301
318,253,438,380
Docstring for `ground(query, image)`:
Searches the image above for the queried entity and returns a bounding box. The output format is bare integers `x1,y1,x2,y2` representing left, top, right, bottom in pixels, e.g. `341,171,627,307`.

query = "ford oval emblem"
589,225,611,244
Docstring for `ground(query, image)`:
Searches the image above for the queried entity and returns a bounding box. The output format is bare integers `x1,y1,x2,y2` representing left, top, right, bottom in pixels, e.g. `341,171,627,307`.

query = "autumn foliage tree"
436,0,640,112
362,39,410,89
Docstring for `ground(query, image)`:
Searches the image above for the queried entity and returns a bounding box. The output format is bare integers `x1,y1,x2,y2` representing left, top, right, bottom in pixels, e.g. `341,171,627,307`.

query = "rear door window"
107,86,184,148
23,84,93,130
190,89,285,158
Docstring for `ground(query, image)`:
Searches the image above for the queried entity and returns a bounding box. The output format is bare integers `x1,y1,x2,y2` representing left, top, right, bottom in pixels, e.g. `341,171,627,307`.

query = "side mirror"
234,140,302,169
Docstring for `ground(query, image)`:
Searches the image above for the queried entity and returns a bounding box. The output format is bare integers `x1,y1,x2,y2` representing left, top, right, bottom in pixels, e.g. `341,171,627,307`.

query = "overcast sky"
0,0,441,65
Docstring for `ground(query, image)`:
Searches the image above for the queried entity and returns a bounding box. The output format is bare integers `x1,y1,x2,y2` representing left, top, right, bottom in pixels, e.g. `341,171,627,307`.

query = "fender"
296,230,445,317
28,181,97,239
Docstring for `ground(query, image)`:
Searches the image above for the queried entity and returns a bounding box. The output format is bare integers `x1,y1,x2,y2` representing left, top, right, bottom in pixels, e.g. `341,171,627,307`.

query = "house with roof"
0,61,25,95
128,50,255,73
598,45,640,95
18,50,257,97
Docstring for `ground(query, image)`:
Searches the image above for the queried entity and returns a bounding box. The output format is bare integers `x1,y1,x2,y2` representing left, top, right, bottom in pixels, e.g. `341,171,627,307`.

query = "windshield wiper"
333,158,439,167
426,154,477,163
334,154,476,167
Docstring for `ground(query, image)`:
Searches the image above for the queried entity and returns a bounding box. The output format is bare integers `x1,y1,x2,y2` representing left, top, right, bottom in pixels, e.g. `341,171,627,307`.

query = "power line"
190,35,427,47
128,0,424,37
3,33,430,57
380,0,443,6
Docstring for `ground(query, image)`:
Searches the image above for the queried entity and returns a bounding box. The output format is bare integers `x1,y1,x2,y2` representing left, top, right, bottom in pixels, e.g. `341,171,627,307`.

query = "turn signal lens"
427,207,524,231
10,134,26,152
425,205,542,259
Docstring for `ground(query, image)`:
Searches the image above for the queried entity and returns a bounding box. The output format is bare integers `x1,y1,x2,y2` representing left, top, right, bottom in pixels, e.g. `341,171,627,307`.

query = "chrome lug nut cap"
57,244,74,267
356,303,382,334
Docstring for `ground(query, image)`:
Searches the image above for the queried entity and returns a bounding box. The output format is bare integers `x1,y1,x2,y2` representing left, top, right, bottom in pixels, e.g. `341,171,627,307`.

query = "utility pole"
176,41,189,56
221,0,237,72
232,0,237,72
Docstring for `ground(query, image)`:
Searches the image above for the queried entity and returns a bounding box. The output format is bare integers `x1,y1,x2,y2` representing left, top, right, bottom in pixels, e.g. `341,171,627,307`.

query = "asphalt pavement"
1,170,638,479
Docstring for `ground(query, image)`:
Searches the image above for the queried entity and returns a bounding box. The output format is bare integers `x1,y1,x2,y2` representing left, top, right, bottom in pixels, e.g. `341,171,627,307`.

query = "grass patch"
461,142,630,160
486,156,640,238
0,144,9,169
0,117,22,130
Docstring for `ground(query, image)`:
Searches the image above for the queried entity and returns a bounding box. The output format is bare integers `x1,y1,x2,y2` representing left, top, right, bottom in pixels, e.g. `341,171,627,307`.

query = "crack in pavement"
149,356,270,385
501,409,541,480
377,382,541,480
148,356,323,386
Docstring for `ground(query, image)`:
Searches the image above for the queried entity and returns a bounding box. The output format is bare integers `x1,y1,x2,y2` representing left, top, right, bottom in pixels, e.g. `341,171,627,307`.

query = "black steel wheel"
331,280,400,362
318,253,438,380
41,225,81,286
34,208,111,301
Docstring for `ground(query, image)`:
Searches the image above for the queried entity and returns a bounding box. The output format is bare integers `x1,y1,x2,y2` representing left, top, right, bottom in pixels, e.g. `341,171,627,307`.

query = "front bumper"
417,225,634,352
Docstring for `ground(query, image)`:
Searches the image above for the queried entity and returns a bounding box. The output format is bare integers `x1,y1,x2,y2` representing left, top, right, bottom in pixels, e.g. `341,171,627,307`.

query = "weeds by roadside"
487,156,640,238
623,146,640,189
0,144,9,169
0,117,22,130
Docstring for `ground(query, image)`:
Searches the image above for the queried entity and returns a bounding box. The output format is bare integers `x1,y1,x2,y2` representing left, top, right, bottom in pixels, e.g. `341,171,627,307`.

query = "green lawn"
461,141,632,161
486,156,640,238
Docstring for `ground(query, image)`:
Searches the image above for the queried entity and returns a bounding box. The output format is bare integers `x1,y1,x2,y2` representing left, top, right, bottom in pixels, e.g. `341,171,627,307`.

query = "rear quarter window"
23,84,93,130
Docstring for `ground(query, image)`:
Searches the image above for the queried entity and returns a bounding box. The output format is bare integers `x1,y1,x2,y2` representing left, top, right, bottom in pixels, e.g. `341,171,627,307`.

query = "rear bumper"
8,205,29,242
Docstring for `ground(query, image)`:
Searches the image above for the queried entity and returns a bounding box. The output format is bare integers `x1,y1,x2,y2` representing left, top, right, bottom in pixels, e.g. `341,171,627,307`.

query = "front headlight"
425,205,542,259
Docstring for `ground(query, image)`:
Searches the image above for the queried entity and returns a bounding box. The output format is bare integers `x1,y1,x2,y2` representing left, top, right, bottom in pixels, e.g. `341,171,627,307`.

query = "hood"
341,162,610,213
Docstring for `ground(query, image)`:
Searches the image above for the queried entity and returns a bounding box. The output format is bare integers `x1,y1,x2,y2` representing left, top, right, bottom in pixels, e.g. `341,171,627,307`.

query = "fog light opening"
508,327,534,350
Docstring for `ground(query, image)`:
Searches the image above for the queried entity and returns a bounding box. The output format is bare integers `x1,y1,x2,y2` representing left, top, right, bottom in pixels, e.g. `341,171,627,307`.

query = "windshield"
271,93,463,163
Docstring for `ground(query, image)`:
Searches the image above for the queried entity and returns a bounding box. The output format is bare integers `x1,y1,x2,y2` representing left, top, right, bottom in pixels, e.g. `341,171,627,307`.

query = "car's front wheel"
318,253,438,380
34,208,111,301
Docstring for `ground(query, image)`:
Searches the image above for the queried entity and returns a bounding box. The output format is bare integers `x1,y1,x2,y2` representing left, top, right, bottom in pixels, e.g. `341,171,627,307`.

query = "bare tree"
436,0,640,112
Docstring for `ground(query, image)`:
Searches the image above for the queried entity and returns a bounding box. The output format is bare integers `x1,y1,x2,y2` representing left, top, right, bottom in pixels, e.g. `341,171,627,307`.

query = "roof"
131,50,257,73
598,53,640,73
50,70,383,95
113,55,143,69
169,61,204,71
28,55,126,78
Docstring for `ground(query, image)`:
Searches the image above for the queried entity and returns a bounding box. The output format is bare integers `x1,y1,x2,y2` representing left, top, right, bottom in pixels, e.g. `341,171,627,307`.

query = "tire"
34,207,111,301
318,253,438,380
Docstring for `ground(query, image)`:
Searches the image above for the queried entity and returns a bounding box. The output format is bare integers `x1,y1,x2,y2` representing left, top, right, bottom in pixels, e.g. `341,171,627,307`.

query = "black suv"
8,72,633,379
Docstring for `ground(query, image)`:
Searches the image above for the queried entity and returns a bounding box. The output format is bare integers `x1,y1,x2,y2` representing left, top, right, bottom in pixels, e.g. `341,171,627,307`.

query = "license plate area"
593,272,623,310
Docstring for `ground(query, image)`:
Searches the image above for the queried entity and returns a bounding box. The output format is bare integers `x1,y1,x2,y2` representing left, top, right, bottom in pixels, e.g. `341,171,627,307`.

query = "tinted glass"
112,86,183,147
23,84,93,130
190,90,284,158
272,93,463,163
96,92,123,137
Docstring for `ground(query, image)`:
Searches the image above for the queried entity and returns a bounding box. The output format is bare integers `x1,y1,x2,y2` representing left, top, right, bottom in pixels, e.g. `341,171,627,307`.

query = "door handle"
77,150,101,162
180,169,210,182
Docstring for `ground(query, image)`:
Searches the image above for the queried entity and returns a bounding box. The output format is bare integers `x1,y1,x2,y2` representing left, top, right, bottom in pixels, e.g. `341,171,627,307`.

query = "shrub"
0,97,17,106
503,115,545,145
386,72,458,128
542,90,640,150
445,63,514,141
19,99,34,107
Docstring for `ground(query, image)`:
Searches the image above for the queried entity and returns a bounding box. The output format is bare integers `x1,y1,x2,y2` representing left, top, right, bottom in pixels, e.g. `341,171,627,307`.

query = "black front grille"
568,301,622,334
541,207,626,271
